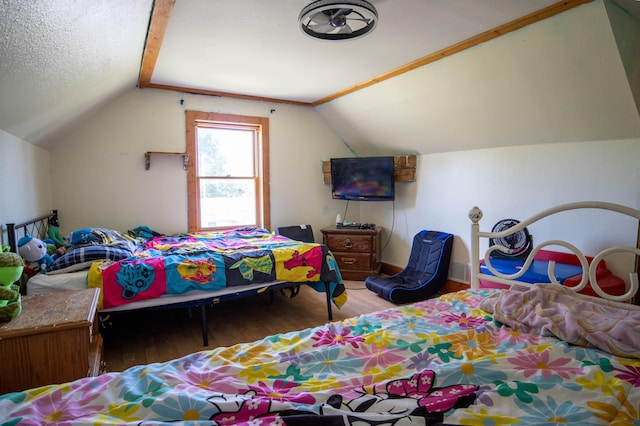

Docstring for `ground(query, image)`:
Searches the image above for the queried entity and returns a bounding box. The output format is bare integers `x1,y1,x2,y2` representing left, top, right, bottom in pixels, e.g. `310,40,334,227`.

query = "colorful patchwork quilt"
85,227,346,310
2,288,639,424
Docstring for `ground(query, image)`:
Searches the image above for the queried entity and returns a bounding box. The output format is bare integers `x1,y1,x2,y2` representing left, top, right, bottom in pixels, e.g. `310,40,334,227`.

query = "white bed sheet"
27,271,289,313
27,271,87,294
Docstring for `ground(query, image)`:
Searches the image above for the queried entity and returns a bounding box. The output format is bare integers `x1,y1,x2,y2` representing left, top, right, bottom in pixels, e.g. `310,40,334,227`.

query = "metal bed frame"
469,201,640,307
5,211,335,346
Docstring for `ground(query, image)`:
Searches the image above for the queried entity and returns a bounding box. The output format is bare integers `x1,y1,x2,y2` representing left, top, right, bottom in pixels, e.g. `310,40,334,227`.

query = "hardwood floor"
101,280,398,372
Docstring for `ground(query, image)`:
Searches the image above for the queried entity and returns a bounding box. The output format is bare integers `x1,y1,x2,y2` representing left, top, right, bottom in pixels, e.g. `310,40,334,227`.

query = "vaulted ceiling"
141,0,570,104
1,0,638,150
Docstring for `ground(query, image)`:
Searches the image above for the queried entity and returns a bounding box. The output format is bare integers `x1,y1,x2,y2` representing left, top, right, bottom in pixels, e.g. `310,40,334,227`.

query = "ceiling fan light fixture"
299,0,378,41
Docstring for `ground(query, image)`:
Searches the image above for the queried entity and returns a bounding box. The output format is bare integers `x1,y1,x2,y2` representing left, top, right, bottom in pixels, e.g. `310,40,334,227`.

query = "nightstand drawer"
334,253,373,270
325,234,372,253
322,226,382,281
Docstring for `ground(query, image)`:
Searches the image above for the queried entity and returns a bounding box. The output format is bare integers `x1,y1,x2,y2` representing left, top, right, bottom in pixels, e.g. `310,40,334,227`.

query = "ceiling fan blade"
308,22,335,33
308,11,330,25
346,17,372,23
337,23,353,34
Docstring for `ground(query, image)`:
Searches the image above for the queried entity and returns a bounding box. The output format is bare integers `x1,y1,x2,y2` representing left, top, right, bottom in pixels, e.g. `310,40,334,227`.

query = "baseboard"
380,262,470,294
441,280,470,293
380,262,403,276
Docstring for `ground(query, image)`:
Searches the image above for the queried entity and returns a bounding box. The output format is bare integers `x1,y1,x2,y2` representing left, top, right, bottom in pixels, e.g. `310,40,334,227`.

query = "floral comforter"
85,227,346,310
2,289,639,425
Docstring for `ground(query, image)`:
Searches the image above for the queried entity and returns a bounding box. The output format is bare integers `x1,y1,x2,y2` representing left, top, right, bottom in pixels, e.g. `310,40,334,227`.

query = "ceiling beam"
138,0,176,87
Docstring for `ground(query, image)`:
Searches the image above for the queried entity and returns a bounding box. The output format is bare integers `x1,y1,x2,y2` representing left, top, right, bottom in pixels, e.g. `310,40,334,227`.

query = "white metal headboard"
469,201,640,304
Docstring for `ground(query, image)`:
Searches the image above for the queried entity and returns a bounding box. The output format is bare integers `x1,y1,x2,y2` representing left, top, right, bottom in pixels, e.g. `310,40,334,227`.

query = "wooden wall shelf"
322,155,416,184
145,151,189,170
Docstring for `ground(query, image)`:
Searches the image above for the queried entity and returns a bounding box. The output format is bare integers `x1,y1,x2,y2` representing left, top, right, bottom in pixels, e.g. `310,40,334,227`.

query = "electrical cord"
342,201,350,224
381,199,395,253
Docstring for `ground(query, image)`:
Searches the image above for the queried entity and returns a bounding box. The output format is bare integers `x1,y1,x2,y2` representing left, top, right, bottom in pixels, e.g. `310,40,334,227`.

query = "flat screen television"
330,156,395,201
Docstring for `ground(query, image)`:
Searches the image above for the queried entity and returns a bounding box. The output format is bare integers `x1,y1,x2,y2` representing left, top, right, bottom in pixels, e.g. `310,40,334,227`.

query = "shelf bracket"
145,151,189,171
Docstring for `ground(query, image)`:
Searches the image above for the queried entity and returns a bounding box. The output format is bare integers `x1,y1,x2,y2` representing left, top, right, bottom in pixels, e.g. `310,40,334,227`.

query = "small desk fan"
489,219,532,260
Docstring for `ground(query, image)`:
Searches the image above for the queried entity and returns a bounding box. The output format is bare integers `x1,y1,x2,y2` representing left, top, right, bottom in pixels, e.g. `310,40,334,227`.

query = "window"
186,111,270,232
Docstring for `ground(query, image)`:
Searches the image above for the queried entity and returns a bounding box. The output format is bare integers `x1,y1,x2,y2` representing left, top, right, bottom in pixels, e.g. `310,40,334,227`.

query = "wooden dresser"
0,288,102,394
322,226,382,280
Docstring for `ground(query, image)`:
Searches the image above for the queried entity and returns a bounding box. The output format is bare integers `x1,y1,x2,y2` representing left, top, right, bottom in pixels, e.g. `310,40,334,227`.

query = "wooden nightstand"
0,288,102,394
322,226,382,280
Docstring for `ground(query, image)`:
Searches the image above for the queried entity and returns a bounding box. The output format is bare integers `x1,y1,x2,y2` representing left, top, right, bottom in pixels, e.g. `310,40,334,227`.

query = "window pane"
197,128,255,177
199,179,256,228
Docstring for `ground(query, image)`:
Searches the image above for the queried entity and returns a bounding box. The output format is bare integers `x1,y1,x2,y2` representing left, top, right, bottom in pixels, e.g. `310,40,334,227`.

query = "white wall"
33,0,640,287
316,0,640,157
0,129,52,245
313,0,640,283
606,0,640,115
50,88,352,241
362,138,640,282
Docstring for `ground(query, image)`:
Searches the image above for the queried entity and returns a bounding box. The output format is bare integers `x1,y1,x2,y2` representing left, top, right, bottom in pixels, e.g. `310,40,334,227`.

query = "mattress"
27,272,289,313
479,258,583,284
27,271,88,294
4,287,640,424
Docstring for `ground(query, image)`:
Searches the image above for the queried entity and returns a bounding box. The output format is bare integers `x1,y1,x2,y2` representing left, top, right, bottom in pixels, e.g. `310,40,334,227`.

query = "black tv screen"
330,156,395,201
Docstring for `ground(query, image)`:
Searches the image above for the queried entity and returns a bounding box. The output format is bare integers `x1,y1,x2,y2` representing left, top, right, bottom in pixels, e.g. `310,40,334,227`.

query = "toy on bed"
0,245,24,321
46,211,65,247
16,235,55,276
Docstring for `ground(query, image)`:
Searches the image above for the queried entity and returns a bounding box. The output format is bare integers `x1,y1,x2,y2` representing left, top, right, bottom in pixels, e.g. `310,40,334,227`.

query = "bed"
1,201,639,425
5,214,347,346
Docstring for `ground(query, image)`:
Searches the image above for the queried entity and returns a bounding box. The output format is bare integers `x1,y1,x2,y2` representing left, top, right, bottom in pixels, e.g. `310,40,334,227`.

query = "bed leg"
201,304,208,346
325,282,333,321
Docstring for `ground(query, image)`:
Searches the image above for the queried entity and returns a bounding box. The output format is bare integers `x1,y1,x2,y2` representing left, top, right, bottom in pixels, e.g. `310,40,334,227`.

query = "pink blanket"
480,284,640,359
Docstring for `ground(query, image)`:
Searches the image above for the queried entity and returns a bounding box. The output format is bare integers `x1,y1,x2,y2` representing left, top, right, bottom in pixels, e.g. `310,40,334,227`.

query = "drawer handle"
342,258,357,265
344,239,353,249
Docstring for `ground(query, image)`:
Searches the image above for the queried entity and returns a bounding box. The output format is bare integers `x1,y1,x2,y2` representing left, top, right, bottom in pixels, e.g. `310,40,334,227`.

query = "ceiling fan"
299,0,378,41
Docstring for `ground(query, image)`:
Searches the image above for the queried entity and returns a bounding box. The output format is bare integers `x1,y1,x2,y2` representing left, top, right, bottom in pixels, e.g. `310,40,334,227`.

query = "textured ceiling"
0,0,152,146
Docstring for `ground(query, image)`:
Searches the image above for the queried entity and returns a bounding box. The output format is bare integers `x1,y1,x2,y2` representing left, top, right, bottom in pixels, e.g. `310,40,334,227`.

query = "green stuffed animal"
48,215,65,248
0,245,24,322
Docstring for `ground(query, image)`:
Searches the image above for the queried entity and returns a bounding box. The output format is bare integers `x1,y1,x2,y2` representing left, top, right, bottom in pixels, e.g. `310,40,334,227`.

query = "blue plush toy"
17,235,54,275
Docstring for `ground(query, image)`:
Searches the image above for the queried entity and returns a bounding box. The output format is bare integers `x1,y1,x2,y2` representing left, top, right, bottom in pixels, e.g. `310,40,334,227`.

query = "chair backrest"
275,225,314,243
401,230,453,282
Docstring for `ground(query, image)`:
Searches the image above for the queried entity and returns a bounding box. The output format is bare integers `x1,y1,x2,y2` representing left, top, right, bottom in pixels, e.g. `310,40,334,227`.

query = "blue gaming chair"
365,230,453,304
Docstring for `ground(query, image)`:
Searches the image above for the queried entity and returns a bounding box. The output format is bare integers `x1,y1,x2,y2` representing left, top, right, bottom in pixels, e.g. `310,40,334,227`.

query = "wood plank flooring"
102,280,398,372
